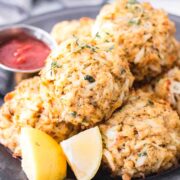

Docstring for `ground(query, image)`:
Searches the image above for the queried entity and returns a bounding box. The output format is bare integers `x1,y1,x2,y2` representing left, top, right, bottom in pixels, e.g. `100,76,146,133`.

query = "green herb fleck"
70,111,77,117
128,18,140,25
95,32,101,38
73,36,98,53
138,151,147,157
105,32,111,36
147,100,154,106
85,45,98,52
51,61,60,69
84,75,95,83
105,39,110,43
128,0,138,4
121,69,126,74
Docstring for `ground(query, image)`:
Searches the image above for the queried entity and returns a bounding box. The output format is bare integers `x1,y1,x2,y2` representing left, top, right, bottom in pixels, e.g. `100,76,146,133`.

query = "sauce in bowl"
0,32,50,70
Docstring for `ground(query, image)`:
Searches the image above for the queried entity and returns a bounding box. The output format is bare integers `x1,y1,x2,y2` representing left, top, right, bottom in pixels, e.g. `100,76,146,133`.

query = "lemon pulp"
61,126,102,180
20,127,66,180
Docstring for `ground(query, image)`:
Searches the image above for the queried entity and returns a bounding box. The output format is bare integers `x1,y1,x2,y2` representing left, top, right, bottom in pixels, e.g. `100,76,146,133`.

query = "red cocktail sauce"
0,32,50,70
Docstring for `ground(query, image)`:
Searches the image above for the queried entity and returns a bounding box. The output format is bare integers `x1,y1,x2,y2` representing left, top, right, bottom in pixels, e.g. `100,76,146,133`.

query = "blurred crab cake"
40,36,134,129
0,77,77,156
100,90,180,180
155,67,180,115
93,0,180,81
51,17,94,44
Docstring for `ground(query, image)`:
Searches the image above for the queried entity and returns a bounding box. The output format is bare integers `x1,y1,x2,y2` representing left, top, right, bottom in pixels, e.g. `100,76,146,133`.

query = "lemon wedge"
20,127,66,180
61,126,102,180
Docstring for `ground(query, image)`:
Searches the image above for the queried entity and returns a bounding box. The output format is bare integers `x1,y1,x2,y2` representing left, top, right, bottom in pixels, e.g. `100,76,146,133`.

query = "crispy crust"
0,37,134,156
100,90,180,179
0,77,78,156
155,67,180,115
51,17,94,44
40,36,134,128
93,0,180,81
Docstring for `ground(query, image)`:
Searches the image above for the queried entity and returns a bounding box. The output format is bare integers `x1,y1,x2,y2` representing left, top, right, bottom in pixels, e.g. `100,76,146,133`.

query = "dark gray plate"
0,5,180,180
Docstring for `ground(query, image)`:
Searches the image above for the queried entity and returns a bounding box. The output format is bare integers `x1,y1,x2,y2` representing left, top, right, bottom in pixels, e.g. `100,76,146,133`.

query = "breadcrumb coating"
100,90,180,179
40,36,134,128
93,0,180,81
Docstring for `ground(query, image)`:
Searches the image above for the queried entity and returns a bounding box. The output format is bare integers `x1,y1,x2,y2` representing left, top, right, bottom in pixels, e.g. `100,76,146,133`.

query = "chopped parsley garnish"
138,151,147,157
49,61,61,76
147,100,154,106
70,111,77,117
74,37,98,53
121,69,126,74
105,39,110,43
95,32,101,38
128,18,140,25
84,75,95,83
51,61,60,69
105,32,111,36
128,0,138,4
85,45,98,52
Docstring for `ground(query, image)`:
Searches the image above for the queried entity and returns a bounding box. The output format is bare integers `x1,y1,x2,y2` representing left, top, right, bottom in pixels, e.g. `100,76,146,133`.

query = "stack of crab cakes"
0,36,134,157
92,0,180,81
0,0,180,179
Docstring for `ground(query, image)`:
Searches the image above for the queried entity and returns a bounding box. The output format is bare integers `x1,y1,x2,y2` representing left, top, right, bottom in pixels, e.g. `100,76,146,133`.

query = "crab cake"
0,77,77,156
93,0,180,81
100,90,180,180
155,67,180,116
40,36,134,129
51,17,94,44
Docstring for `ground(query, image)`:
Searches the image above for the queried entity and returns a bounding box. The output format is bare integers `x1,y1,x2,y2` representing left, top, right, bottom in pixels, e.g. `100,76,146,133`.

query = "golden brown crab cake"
155,67,180,116
40,36,134,129
92,0,180,81
0,77,77,156
100,90,180,180
0,77,42,156
51,17,94,44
